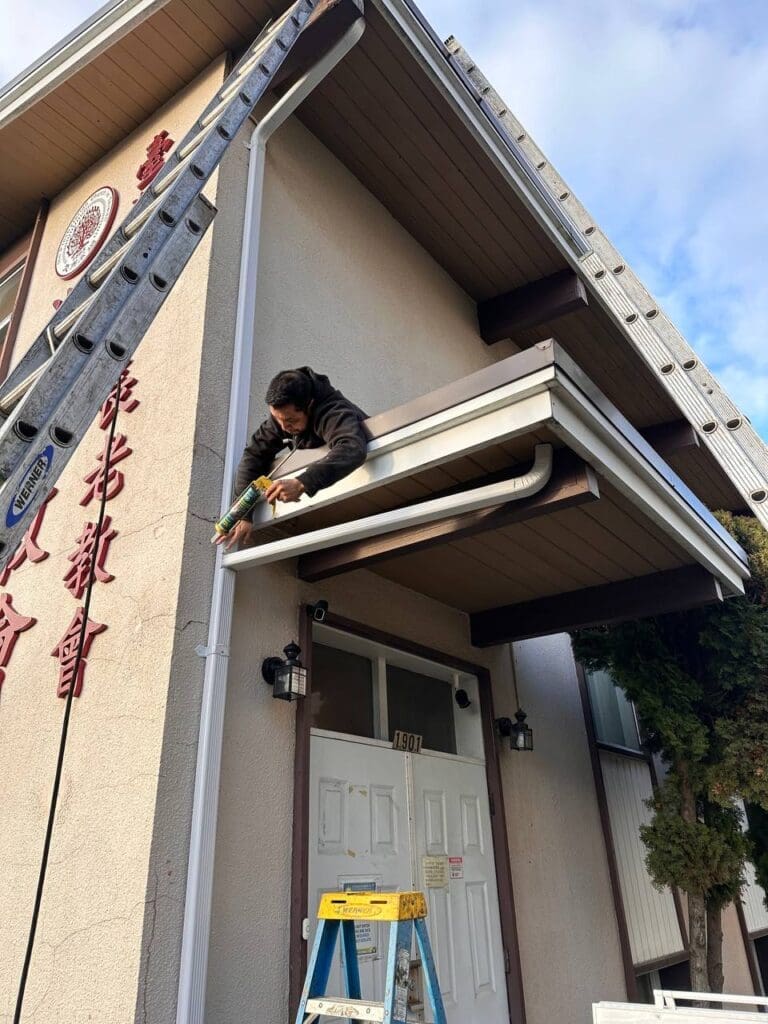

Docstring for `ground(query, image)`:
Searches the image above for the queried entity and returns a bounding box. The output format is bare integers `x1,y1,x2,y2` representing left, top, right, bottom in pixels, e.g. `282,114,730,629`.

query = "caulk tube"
212,477,271,538
212,440,297,539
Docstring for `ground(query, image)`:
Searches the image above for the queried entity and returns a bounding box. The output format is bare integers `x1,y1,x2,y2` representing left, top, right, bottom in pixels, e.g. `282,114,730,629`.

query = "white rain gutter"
223,443,554,571
176,18,366,1024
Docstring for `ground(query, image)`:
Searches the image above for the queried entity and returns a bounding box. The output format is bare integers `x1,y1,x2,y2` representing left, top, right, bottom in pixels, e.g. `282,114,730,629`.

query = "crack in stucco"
141,870,160,1024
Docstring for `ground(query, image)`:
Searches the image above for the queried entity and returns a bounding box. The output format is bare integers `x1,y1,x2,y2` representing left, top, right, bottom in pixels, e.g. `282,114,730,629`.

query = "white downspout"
175,19,366,1024
223,443,554,571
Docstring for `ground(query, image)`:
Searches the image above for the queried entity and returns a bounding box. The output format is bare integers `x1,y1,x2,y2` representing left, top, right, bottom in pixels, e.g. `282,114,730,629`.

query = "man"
215,367,368,549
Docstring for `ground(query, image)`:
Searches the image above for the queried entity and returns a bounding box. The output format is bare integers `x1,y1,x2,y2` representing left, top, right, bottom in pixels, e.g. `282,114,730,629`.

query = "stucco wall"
244,114,516,423
205,114,626,1024
0,59,226,1024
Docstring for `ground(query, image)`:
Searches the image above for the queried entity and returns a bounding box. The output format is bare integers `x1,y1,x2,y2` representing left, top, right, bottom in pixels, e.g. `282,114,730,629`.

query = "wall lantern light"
261,641,307,701
496,709,534,751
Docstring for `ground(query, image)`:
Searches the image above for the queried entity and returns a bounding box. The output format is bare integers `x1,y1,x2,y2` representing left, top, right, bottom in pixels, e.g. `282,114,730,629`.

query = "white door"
412,751,509,1022
309,732,412,1004
308,731,510,1023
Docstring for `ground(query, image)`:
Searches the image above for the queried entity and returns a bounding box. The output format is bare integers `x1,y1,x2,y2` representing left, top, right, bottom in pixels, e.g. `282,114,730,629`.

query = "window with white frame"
586,667,642,752
0,262,24,360
309,623,484,760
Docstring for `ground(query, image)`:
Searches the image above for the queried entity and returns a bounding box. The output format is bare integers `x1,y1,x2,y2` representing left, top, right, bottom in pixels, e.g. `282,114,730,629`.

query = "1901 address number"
392,730,422,753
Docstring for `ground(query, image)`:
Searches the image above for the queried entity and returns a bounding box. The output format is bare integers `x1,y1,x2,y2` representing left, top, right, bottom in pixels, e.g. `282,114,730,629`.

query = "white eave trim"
223,368,749,595
0,0,169,131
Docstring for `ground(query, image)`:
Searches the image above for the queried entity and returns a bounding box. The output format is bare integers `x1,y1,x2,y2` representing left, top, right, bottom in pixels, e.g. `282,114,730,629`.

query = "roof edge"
0,0,169,132
443,32,768,527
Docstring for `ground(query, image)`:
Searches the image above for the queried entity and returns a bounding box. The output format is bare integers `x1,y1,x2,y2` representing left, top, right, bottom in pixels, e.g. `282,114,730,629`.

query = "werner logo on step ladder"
0,0,363,571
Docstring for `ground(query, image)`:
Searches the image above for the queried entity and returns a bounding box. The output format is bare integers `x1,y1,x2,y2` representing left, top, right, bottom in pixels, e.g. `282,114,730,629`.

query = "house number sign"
392,730,422,753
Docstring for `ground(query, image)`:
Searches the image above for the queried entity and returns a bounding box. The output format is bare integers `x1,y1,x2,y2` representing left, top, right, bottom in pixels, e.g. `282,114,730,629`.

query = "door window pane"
586,668,641,750
386,665,456,754
310,643,375,738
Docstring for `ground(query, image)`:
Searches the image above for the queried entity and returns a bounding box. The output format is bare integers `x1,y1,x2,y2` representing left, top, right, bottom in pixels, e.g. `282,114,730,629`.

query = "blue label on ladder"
6,445,54,527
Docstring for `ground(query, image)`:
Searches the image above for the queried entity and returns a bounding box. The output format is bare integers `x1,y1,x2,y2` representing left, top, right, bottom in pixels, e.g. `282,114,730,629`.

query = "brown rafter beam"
470,565,723,647
640,419,699,458
297,450,600,582
478,269,588,345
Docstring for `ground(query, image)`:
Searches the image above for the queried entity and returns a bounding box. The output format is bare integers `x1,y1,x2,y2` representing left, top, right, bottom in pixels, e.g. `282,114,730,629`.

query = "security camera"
454,688,472,710
309,599,329,623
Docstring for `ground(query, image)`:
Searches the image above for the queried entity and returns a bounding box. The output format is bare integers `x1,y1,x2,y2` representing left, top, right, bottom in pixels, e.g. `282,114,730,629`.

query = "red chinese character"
63,516,118,600
80,433,132,507
0,593,36,689
136,130,174,193
0,487,58,587
52,288,73,311
52,607,107,699
99,363,139,430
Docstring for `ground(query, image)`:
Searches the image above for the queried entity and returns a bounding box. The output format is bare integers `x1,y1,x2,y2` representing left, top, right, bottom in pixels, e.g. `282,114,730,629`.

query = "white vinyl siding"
742,860,768,935
600,751,685,965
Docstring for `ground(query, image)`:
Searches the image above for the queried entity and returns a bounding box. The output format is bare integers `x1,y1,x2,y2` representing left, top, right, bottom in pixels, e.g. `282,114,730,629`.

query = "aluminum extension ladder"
0,0,336,569
296,891,447,1023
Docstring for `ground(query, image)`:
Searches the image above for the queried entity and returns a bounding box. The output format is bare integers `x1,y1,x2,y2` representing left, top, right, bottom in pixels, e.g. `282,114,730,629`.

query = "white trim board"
224,364,749,596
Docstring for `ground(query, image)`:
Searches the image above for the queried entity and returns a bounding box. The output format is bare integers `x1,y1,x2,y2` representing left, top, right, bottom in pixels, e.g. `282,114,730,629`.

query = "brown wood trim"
297,451,600,582
273,0,364,90
478,269,588,345
577,662,639,1000
289,603,315,1019
477,664,526,1024
0,199,49,384
633,951,690,975
292,611,526,1024
736,901,764,995
640,420,699,458
748,925,768,942
471,566,724,647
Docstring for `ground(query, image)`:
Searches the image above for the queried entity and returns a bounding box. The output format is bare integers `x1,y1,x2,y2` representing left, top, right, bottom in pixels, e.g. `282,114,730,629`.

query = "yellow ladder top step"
318,891,428,921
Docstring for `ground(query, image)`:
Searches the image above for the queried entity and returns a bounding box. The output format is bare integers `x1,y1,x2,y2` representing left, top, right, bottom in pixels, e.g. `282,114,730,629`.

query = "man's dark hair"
265,370,313,411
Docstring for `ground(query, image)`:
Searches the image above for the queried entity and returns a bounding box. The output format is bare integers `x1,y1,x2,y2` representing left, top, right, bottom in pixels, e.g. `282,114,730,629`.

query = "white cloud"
0,0,103,87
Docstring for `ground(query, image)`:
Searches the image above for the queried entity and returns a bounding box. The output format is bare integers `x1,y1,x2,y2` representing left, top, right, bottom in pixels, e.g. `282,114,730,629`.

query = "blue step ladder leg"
295,918,340,1021
340,919,362,999
383,918,414,1024
414,916,448,1024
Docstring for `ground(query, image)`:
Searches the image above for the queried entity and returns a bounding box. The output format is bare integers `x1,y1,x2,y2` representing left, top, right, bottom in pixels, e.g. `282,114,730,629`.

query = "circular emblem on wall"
55,186,119,280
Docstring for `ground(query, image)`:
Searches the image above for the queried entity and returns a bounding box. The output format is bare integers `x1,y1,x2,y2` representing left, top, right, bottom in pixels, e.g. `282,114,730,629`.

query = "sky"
0,0,766,440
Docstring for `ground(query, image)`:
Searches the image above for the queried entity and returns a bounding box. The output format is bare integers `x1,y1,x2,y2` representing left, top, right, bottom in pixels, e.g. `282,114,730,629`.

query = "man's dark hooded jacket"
234,367,368,508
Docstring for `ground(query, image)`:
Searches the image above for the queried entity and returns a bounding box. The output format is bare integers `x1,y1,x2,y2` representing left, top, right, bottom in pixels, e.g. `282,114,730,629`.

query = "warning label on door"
449,856,464,880
422,855,449,888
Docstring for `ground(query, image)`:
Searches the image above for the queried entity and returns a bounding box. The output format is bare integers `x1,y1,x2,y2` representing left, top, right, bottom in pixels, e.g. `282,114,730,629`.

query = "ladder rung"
304,997,385,1021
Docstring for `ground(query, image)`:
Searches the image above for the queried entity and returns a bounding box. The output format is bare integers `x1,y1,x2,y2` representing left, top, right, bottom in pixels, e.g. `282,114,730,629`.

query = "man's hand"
265,477,305,503
213,518,253,549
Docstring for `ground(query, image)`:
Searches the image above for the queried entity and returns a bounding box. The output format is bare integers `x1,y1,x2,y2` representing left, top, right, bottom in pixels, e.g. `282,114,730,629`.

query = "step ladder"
296,891,447,1024
0,0,349,569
